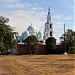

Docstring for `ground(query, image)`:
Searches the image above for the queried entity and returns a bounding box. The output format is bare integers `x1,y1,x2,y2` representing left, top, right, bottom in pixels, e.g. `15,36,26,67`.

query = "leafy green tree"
0,16,15,54
24,35,39,54
60,29,75,54
65,29,75,53
0,16,9,24
46,37,56,54
0,42,6,54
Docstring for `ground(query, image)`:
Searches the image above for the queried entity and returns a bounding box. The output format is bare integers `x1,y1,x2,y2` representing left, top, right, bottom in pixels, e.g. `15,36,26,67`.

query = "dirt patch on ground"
0,55,75,75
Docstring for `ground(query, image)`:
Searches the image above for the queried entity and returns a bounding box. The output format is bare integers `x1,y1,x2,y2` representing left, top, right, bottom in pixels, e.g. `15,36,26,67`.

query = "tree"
0,16,15,54
24,35,39,54
66,29,75,53
0,42,6,54
60,29,75,54
0,16,9,24
46,37,56,54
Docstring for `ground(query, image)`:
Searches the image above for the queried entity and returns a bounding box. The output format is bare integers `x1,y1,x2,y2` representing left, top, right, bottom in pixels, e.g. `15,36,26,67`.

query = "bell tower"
44,6,54,40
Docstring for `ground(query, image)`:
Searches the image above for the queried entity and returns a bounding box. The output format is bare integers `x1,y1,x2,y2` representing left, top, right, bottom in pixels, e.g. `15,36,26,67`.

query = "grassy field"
0,54,75,75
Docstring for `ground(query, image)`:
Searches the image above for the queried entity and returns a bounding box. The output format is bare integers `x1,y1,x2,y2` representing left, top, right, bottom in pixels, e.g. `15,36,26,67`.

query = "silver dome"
27,24,36,32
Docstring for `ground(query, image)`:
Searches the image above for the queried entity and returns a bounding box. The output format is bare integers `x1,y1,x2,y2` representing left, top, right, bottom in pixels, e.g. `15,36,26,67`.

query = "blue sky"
0,0,74,43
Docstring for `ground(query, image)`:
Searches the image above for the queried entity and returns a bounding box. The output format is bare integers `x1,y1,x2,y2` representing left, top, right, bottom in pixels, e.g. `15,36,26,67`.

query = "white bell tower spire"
47,5,51,22
44,5,55,40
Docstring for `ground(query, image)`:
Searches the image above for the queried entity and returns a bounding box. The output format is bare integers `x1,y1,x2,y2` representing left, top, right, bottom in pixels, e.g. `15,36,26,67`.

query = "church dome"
24,31,29,36
27,23,36,32
37,31,43,41
37,31,43,36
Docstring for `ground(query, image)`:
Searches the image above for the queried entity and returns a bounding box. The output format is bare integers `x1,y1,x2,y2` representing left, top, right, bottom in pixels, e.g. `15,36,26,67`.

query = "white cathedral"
16,6,55,43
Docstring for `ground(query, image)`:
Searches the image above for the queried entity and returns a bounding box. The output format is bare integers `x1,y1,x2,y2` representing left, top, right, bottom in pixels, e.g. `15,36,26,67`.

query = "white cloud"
0,0,18,3
54,21,64,29
64,16,72,20
0,0,38,10
5,9,46,35
32,7,44,11
52,14,62,21
0,3,33,10
0,0,45,35
8,3,25,8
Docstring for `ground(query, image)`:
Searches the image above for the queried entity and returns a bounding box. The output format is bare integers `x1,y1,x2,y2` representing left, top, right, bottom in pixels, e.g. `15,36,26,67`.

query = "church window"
50,24,52,28
45,25,46,28
46,25,48,28
46,33,48,37
50,31,52,36
45,25,48,29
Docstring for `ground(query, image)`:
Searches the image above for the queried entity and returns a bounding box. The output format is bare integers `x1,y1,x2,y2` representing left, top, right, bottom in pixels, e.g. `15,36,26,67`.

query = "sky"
0,0,74,43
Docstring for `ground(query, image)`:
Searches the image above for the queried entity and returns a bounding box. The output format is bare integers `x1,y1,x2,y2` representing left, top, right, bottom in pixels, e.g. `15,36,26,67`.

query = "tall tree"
0,16,15,54
24,35,39,54
60,29,75,54
66,29,75,53
46,37,56,54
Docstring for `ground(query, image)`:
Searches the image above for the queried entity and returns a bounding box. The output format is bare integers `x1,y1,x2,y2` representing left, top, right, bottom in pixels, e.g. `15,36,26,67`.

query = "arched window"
50,24,52,28
45,25,48,28
47,25,48,27
50,31,52,36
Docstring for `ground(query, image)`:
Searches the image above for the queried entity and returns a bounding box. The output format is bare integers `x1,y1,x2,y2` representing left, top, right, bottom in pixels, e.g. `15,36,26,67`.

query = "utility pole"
64,23,67,54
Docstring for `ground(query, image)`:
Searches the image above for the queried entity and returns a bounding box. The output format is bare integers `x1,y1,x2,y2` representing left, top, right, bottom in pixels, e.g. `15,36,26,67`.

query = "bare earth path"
0,55,75,75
